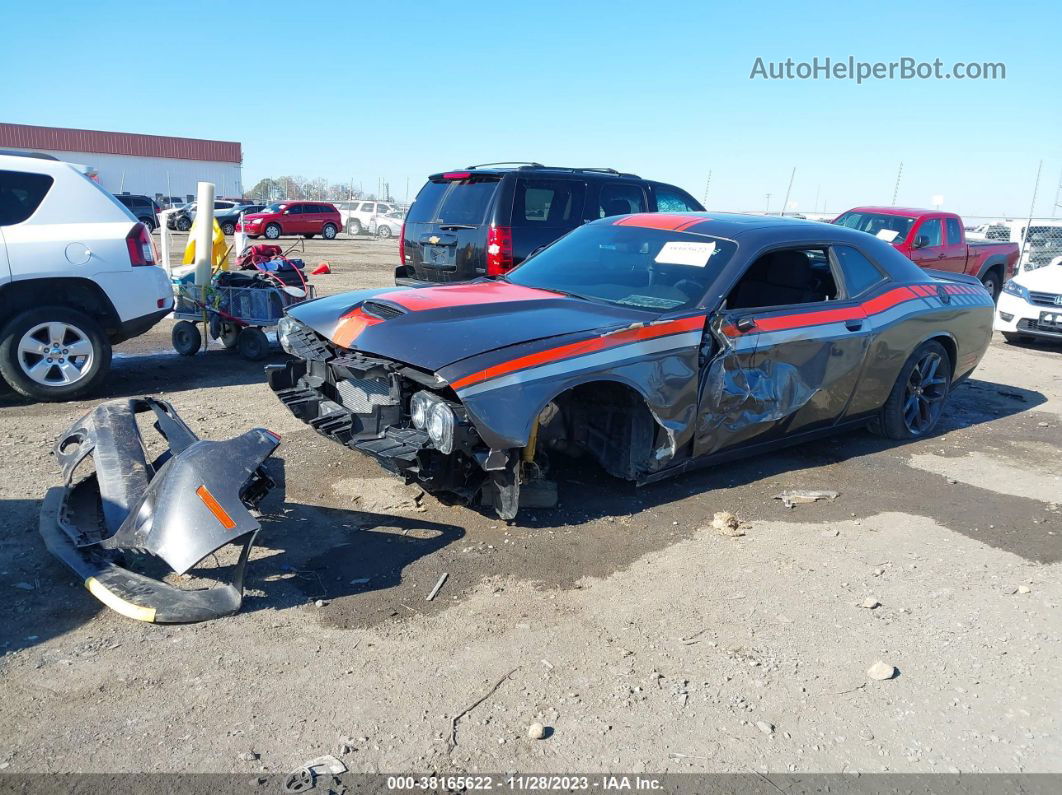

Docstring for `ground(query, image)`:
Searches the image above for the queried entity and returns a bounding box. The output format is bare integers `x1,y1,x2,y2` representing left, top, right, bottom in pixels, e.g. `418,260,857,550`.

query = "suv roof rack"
466,161,545,169
0,149,60,161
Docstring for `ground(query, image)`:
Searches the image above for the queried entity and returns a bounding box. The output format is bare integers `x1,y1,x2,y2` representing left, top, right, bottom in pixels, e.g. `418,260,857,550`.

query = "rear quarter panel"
847,281,994,416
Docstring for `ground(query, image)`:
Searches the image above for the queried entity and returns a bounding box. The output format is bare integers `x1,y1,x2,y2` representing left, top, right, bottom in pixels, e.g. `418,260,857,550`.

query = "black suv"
395,163,703,285
113,193,161,230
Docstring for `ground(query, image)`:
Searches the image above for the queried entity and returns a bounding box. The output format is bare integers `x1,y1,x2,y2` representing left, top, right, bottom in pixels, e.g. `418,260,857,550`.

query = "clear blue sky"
2,0,1060,216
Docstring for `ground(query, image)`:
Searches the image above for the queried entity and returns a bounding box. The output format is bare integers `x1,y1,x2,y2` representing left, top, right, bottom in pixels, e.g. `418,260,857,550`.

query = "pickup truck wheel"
347,219,362,236
0,308,111,401
980,271,1001,302
264,223,281,240
869,340,951,440
322,223,337,240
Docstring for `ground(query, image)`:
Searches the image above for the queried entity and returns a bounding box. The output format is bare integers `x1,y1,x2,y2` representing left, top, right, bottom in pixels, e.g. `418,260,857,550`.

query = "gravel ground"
0,233,1059,774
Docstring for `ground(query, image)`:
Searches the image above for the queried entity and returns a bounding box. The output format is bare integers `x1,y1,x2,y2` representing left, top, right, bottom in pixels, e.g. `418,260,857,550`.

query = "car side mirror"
913,235,929,249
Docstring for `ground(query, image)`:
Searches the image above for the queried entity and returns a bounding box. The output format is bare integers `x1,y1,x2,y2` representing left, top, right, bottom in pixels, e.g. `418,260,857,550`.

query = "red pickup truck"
833,206,1019,300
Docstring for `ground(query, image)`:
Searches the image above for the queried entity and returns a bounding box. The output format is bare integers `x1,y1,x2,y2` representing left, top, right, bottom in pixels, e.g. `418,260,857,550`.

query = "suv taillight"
126,223,155,266
486,225,513,276
399,221,406,263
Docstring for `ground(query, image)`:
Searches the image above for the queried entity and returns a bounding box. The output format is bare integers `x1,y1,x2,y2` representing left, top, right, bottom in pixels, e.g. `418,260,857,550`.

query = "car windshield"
505,223,736,311
834,211,915,242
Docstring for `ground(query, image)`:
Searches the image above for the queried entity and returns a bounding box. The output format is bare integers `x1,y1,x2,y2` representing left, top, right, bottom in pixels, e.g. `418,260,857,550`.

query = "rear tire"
870,340,951,440
322,223,337,240
376,225,392,239
237,326,269,360
171,320,202,356
265,223,281,240
0,307,111,401
980,269,1002,302
139,216,156,231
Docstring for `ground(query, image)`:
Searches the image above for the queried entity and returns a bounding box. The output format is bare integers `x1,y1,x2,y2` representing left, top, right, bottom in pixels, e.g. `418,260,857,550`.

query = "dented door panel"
693,300,871,457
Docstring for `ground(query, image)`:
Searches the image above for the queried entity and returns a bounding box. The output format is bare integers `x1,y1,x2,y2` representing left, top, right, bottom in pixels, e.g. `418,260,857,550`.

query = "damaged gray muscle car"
267,212,994,520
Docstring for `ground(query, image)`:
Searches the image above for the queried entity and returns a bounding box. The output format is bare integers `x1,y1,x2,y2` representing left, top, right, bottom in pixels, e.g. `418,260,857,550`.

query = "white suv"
339,200,395,235
0,151,173,400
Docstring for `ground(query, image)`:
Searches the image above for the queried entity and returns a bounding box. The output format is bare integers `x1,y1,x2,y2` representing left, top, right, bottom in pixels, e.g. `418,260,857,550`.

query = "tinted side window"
917,218,942,246
833,245,885,297
945,217,962,244
287,204,303,214
598,184,647,217
513,179,586,227
434,178,499,225
655,184,698,212
407,181,449,223
0,170,54,225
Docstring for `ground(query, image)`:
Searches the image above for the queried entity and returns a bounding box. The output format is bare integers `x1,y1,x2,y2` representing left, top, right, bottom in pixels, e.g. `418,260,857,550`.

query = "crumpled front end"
40,397,279,623
266,343,491,506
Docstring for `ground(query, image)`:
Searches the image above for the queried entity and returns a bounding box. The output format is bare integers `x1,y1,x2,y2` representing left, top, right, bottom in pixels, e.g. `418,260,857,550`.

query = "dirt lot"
0,233,1060,775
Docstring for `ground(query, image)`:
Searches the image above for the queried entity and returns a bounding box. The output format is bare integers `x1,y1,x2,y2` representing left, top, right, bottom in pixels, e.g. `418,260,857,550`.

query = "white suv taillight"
126,223,155,266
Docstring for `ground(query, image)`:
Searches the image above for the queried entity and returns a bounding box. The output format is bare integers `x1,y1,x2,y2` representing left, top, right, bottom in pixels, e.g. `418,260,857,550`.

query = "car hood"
287,280,661,372
1014,264,1062,291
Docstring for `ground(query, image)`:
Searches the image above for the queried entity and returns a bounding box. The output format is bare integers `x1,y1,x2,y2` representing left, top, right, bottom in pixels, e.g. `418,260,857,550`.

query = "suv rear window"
414,177,499,225
0,170,53,225
407,181,448,223
513,179,586,227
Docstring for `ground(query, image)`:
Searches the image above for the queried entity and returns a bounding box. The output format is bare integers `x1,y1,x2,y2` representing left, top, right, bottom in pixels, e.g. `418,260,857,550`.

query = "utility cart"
171,275,315,360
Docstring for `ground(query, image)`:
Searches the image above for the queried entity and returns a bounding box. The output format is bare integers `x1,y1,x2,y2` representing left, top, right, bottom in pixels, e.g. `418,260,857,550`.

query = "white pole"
1020,161,1043,271
158,209,175,276
780,167,796,216
193,181,216,287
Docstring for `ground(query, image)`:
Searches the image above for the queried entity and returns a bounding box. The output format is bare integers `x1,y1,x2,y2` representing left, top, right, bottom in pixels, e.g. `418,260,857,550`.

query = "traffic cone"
312,262,331,275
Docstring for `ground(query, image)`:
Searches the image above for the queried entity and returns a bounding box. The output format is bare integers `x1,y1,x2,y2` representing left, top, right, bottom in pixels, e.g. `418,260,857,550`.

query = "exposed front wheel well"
0,279,121,339
535,380,670,481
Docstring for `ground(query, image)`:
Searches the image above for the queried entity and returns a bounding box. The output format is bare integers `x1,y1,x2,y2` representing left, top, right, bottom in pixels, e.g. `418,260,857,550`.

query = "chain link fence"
963,216,1062,272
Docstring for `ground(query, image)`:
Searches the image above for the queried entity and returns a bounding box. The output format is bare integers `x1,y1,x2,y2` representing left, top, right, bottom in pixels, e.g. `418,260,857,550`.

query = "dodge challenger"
267,213,994,520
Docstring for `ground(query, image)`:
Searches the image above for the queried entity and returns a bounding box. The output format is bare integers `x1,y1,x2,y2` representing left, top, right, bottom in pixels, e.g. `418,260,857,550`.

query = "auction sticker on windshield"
876,229,900,242
655,240,717,266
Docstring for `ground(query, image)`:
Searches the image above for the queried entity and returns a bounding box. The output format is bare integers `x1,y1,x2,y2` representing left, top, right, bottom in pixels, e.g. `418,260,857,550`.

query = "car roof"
591,211,882,244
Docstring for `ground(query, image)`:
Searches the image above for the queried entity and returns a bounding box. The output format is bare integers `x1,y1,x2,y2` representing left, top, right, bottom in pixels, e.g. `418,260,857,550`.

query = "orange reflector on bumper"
196,485,237,530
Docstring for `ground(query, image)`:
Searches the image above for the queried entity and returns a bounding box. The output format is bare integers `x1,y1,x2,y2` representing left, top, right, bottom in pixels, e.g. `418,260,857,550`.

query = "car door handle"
735,317,756,332
845,318,864,331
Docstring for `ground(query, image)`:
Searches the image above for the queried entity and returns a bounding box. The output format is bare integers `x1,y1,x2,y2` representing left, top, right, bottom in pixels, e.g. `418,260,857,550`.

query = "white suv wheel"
18,321,95,386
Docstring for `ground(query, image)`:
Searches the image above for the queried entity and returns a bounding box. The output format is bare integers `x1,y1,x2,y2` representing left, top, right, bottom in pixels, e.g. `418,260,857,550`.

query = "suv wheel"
139,216,156,231
0,308,111,401
265,223,281,240
322,223,337,240
347,219,362,236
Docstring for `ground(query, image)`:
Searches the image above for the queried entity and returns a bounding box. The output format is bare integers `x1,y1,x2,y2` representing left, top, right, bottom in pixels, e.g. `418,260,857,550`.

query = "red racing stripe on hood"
451,314,705,391
373,281,561,311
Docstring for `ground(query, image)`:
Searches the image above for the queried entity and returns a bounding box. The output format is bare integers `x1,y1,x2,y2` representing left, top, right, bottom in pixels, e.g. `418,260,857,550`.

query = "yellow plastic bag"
182,218,229,270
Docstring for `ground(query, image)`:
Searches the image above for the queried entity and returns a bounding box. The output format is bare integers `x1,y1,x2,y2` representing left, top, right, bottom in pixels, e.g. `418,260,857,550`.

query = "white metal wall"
3,147,242,199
